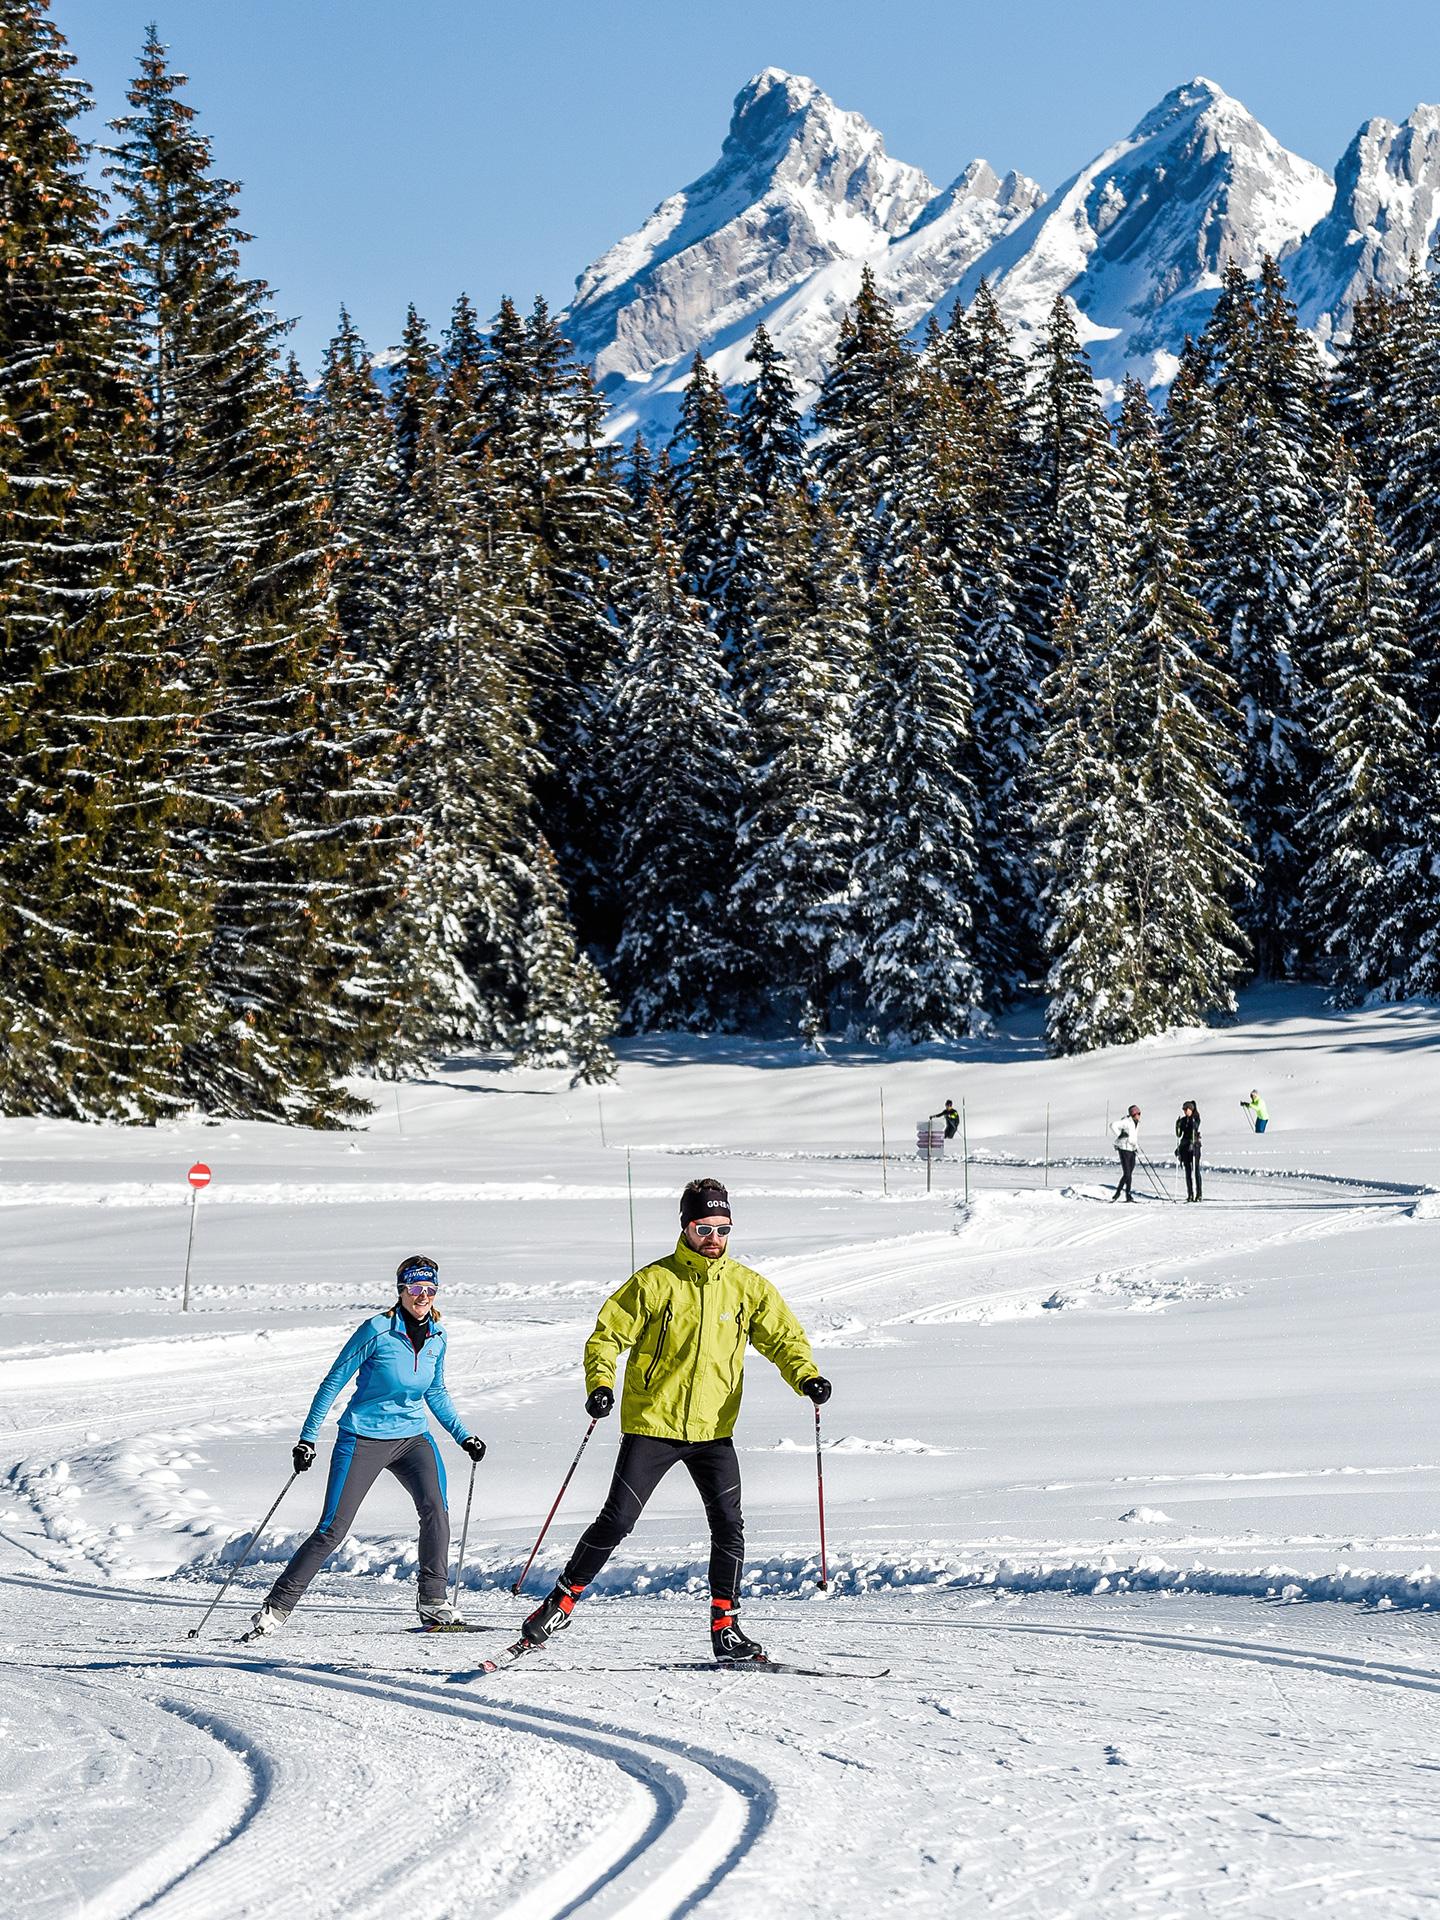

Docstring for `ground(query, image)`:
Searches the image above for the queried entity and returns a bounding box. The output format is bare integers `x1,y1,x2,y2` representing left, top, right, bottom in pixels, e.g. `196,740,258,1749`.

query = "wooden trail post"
879,1087,888,1195
1045,1104,1051,1188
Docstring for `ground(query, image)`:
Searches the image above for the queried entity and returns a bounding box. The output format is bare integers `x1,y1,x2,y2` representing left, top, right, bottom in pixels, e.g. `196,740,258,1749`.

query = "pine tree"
736,324,806,506
315,306,405,669
1035,598,1143,1055
107,27,404,1121
1185,259,1332,974
509,839,618,1081
1119,384,1251,1031
0,0,201,1119
814,268,915,571
1372,254,1440,735
668,349,744,635
848,548,985,1042
604,492,748,1030
729,488,868,1038
387,304,544,1056
1300,449,1440,1001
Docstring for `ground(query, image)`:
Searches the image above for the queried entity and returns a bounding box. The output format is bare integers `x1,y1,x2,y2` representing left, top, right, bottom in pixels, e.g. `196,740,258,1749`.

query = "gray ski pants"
266,1431,450,1614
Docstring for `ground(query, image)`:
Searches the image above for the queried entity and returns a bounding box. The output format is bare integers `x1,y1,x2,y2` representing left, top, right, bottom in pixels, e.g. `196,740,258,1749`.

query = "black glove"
292,1441,315,1473
586,1387,614,1418
801,1377,832,1405
461,1435,487,1462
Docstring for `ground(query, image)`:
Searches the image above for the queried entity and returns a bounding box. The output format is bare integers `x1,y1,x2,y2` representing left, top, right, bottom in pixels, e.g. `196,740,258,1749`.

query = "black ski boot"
522,1578,582,1646
711,1597,765,1664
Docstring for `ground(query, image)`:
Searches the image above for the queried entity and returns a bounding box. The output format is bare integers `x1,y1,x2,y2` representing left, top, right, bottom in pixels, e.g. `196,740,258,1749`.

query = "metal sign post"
182,1162,211,1311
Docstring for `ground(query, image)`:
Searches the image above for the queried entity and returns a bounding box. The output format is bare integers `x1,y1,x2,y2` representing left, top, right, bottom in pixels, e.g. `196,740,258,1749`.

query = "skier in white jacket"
1112,1105,1141,1203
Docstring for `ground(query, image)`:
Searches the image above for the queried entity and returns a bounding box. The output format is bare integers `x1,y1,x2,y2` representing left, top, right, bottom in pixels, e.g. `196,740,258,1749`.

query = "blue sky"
53,0,1440,371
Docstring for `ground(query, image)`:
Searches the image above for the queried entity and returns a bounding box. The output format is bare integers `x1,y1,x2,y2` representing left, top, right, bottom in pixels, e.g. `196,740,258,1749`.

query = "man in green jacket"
520,1175,832,1664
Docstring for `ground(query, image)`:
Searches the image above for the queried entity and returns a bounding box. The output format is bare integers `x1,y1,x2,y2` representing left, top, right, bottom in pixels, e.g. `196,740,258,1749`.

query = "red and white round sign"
188,1163,212,1189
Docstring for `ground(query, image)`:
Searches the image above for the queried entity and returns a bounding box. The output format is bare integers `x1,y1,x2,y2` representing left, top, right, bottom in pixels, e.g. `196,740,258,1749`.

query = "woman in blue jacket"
246,1255,486,1638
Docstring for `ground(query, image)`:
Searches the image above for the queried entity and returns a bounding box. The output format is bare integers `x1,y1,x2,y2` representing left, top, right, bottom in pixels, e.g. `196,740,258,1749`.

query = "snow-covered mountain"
558,71,1440,435
562,69,1041,439
1284,105,1440,344
928,78,1333,401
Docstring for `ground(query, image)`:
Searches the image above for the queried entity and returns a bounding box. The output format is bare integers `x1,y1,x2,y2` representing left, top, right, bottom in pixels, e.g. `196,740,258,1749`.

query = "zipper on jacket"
643,1306,672,1388
682,1267,709,1437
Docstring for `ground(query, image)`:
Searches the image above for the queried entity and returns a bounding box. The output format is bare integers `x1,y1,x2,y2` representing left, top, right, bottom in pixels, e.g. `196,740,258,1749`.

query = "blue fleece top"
299,1310,471,1447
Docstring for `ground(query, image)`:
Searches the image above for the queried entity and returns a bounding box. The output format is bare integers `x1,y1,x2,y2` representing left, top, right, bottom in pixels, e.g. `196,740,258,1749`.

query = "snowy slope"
561,69,1040,440
5,986,1440,1912
1285,103,1440,344
928,77,1333,400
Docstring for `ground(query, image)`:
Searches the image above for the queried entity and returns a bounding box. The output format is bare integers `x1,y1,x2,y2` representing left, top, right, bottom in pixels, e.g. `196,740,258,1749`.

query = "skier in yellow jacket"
519,1175,831,1664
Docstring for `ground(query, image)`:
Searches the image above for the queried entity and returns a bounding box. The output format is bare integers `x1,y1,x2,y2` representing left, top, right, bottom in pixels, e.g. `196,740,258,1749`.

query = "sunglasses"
690,1223,731,1238
402,1281,439,1299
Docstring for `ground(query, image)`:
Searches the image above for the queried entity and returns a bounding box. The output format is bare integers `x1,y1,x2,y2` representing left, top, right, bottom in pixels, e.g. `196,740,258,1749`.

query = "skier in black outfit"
1175,1101,1203,1202
941,1099,960,1141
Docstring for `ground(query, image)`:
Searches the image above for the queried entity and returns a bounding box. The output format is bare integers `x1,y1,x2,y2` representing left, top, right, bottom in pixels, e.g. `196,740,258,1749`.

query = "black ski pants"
564,1434,745,1599
1114,1150,1137,1200
267,1431,450,1614
1178,1149,1203,1200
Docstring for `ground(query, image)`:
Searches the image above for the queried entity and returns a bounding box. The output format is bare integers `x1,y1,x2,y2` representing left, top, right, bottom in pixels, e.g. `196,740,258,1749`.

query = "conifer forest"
4,3,1439,1125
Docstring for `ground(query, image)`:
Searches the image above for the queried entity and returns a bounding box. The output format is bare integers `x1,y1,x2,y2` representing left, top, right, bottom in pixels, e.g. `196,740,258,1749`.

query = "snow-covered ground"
4,986,1439,1915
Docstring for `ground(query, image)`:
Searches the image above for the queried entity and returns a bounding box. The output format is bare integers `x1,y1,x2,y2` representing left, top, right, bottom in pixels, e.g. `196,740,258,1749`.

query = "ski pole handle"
511,1418,597,1596
187,1471,298,1639
814,1403,829,1591
450,1457,478,1610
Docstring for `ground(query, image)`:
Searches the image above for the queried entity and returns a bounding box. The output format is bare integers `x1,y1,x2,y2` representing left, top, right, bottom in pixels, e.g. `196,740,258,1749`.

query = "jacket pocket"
643,1307,673,1388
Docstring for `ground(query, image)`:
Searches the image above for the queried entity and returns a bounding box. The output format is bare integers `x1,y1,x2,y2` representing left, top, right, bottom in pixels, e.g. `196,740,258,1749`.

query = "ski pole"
814,1403,829,1591
187,1471,297,1639
450,1457,478,1610
1138,1148,1175,1202
511,1418,597,1596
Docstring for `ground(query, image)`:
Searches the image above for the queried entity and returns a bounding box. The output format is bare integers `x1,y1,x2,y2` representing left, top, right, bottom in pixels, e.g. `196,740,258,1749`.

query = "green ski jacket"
583,1236,817,1442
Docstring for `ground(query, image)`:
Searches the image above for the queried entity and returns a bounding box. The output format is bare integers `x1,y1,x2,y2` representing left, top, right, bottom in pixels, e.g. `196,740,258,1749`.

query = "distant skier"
1241,1089,1269,1134
941,1099,960,1142
1175,1100,1203,1202
1111,1105,1141,1202
244,1255,487,1639
516,1176,831,1666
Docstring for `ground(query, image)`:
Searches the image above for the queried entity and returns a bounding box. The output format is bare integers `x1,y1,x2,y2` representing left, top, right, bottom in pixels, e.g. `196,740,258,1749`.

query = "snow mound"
1119,1507,1174,1524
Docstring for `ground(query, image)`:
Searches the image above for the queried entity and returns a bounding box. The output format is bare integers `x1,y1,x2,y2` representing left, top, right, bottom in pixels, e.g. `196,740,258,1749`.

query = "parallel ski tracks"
17,1646,777,1920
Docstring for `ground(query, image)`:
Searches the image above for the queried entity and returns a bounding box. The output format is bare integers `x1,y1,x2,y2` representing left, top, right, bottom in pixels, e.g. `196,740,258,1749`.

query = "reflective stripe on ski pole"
814,1403,829,1591
450,1457,478,1610
186,1471,298,1639
511,1418,597,1596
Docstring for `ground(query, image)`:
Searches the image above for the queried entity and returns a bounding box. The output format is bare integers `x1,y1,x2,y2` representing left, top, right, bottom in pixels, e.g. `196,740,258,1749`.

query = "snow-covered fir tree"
1181,260,1332,975
847,547,985,1043
729,488,869,1039
107,28,404,1123
603,491,748,1031
509,839,618,1081
1118,383,1251,1033
813,268,916,573
0,1,201,1120
1300,448,1440,1002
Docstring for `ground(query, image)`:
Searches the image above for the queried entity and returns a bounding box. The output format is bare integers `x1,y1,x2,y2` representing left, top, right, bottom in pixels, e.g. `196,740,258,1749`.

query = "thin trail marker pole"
395,1084,404,1137
187,1471,297,1639
1044,1104,1051,1189
814,1404,829,1591
182,1163,210,1312
962,1101,969,1206
626,1149,636,1273
925,1120,933,1195
598,1090,608,1149
450,1458,478,1609
879,1088,888,1196
511,1419,598,1596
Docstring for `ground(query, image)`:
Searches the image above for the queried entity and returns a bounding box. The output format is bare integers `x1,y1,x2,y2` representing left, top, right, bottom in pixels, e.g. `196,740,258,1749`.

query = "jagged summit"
924,77,1333,400
549,69,1430,439
1285,103,1440,341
